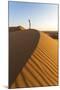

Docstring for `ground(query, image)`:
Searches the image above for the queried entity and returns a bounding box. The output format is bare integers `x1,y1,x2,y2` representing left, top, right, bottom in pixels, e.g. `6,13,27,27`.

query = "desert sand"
9,27,58,88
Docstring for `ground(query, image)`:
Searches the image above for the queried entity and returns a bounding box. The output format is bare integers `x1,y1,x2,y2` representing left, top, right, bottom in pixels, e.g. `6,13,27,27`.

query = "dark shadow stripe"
21,74,32,87
21,72,29,87
21,68,38,86
33,54,58,78
39,47,58,65
34,50,57,73
28,59,53,85
36,47,58,69
38,47,58,66
25,65,43,86
15,73,27,88
33,52,57,76
30,57,58,84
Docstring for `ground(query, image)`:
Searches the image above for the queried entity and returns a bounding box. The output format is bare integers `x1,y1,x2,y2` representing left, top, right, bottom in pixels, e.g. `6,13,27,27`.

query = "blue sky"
9,2,58,31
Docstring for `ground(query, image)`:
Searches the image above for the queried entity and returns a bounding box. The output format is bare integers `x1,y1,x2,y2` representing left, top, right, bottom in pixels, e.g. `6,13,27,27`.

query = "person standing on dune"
28,19,31,29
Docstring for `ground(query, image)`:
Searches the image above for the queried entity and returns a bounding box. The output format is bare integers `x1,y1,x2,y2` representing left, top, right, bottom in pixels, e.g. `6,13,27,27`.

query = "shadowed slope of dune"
10,31,58,88
9,27,40,88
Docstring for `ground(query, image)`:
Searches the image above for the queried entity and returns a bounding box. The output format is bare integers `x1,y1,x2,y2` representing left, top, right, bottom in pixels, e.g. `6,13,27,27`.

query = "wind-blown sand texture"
9,27,58,88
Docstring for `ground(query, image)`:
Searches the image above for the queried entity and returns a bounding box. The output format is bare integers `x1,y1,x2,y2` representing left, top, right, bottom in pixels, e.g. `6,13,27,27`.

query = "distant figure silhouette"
28,19,31,29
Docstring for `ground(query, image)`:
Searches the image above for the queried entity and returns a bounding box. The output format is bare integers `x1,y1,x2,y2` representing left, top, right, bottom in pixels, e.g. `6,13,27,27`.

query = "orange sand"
10,31,58,88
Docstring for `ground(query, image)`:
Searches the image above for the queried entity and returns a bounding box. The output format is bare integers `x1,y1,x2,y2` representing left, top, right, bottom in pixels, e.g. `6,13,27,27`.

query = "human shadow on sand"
9,28,40,88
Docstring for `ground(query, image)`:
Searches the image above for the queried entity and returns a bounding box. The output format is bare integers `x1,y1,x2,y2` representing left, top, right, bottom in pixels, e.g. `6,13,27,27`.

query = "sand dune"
9,27,58,88
44,31,58,39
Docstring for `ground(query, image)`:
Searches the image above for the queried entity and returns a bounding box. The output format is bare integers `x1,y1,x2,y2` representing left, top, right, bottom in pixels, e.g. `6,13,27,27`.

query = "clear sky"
9,2,58,31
